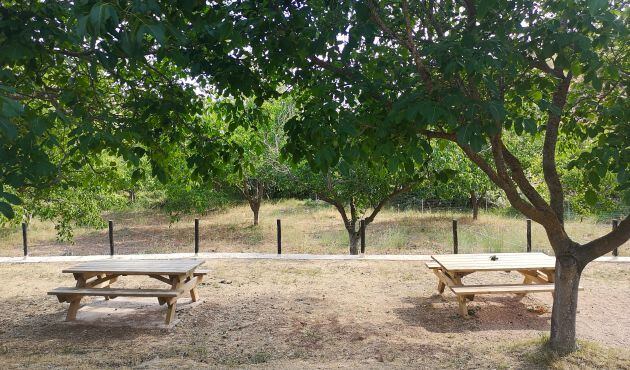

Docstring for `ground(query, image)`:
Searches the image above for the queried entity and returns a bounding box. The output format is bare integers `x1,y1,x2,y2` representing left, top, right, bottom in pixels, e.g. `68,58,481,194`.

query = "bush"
160,184,235,222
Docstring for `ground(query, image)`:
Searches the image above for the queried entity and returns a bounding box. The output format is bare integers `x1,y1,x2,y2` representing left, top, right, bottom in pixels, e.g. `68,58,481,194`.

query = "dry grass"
509,335,630,369
0,260,628,369
0,199,627,257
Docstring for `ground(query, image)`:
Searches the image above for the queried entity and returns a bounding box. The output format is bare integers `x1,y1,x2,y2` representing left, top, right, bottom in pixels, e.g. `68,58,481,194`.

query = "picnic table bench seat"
49,287,182,300
450,283,556,295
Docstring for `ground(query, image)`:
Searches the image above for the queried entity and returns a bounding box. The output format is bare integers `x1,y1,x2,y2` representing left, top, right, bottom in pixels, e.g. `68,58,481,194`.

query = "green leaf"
469,134,484,152
77,15,89,39
89,3,109,36
0,201,14,219
529,90,543,101
587,170,600,187
1,96,23,117
588,0,608,15
1,192,22,205
456,125,470,145
487,101,506,122
0,118,17,140
147,24,166,45
591,76,602,91
523,118,537,134
584,188,598,205
570,61,582,76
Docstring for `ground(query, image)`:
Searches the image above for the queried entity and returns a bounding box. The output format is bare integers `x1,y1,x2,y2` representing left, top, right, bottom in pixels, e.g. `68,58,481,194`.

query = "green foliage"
1,1,627,253
161,184,233,223
33,188,124,242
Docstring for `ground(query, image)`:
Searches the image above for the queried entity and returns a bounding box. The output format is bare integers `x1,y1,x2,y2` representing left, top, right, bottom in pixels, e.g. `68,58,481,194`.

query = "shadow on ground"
395,294,550,333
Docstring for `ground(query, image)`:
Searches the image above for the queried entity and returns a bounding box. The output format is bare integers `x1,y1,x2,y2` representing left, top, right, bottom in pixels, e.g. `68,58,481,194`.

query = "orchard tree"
292,160,430,254
192,98,295,226
431,142,495,219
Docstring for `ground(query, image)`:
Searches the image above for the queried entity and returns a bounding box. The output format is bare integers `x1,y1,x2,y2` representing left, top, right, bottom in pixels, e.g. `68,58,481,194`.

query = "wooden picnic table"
427,253,564,317
48,259,208,324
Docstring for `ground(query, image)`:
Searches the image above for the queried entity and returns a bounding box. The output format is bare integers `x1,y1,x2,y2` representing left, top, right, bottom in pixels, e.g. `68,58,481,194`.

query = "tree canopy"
1,0,628,353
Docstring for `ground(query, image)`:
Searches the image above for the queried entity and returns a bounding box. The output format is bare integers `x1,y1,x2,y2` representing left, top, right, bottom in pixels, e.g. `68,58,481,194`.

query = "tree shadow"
395,293,551,333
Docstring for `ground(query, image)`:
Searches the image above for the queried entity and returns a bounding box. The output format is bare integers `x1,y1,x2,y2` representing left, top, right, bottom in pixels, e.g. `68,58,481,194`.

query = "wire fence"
1,204,627,258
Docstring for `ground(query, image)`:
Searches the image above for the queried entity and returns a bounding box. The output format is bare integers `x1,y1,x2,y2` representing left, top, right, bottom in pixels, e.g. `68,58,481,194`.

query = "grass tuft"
509,335,630,369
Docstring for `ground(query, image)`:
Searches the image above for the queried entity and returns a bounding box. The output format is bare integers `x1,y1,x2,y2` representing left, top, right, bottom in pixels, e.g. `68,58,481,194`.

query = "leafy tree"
3,153,133,241
0,0,265,218
192,98,295,225
292,160,427,254
430,142,495,219
183,0,627,352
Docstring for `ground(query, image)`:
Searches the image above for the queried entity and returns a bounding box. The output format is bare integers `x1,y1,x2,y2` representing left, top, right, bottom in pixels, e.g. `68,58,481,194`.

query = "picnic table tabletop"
431,252,556,272
62,259,205,276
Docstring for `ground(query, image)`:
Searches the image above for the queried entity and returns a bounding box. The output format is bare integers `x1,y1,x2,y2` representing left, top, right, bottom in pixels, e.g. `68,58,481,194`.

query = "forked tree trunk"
249,198,261,226
470,191,479,220
549,254,582,353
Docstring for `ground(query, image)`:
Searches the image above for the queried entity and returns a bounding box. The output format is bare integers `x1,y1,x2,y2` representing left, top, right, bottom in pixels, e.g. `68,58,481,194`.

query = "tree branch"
543,75,572,223
368,0,433,92
364,182,417,225
317,192,351,231
525,56,566,79
422,129,548,223
576,214,630,264
500,143,551,211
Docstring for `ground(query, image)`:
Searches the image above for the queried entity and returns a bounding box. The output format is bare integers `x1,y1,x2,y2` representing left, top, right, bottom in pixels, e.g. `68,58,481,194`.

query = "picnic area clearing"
0,259,628,368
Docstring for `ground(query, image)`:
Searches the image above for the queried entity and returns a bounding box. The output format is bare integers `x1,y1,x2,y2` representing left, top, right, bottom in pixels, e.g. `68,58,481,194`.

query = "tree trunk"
249,198,261,226
470,191,479,220
348,230,360,255
549,254,582,353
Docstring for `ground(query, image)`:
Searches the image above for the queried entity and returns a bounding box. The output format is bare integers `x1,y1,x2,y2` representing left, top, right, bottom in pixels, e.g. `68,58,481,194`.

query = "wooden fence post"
22,223,28,257
108,220,114,256
526,219,532,252
612,219,619,256
194,218,200,255
452,219,458,254
360,219,366,254
277,219,282,255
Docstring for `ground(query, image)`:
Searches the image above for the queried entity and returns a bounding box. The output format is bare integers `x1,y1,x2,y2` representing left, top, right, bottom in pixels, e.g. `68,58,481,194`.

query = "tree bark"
241,178,264,226
249,198,260,226
470,191,479,220
348,229,360,255
549,254,582,354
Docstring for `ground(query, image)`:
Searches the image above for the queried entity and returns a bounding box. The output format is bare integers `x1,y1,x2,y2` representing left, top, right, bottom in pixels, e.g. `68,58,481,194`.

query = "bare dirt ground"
0,259,628,369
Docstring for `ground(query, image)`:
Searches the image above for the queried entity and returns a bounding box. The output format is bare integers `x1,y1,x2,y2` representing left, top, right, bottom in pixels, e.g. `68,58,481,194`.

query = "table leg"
457,296,468,317
437,280,446,294
164,274,187,325
452,273,474,301
166,300,177,324
190,274,204,302
66,297,83,321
